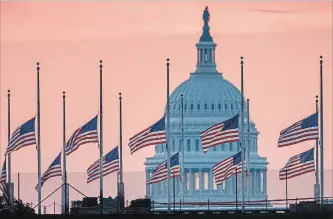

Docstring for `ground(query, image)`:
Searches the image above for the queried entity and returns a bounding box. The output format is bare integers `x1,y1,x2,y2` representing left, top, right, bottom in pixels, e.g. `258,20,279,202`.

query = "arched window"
195,139,200,151
184,101,188,111
218,103,222,110
225,104,228,110
173,103,176,111
229,142,233,151
204,103,208,110
231,104,233,110
190,103,194,110
187,139,191,151
211,103,215,110
221,144,225,151
237,142,240,151
172,139,175,152
197,102,200,110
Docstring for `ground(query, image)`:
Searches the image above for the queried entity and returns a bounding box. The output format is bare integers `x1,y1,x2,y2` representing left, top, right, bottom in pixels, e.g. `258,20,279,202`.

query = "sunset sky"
0,1,332,177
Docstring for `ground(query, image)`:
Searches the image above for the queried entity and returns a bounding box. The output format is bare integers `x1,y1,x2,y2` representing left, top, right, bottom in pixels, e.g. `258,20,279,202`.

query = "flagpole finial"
99,60,103,68
119,92,122,100
320,55,323,64
240,56,244,64
8,89,10,97
37,62,40,70
166,58,170,67
63,91,66,98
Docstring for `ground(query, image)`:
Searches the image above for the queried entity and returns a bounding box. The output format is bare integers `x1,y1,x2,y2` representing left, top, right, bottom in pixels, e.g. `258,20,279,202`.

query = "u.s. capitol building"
144,7,268,205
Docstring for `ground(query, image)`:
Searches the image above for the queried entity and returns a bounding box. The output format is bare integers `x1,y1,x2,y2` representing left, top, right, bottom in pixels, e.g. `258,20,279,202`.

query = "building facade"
144,7,268,205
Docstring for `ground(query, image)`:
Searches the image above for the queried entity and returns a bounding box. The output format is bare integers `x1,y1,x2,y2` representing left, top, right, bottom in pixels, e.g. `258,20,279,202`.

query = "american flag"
279,148,315,180
278,112,318,147
87,146,119,183
200,114,239,153
0,159,8,202
212,151,242,185
5,117,36,155
129,117,166,154
36,153,62,190
147,152,180,184
65,116,99,155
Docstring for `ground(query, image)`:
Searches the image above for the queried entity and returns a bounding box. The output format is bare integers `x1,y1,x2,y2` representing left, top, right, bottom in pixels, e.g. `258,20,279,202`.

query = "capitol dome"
145,6,267,205
169,74,246,118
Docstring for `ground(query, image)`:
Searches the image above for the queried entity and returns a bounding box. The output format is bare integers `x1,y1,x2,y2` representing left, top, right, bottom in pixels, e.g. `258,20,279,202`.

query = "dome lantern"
195,6,218,75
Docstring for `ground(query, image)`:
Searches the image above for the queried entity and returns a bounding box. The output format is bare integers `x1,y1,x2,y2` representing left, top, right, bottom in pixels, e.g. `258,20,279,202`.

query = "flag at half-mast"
200,114,239,153
35,152,62,190
5,117,36,155
213,151,242,185
87,146,119,183
278,112,318,147
65,115,99,155
147,152,180,184
279,148,315,180
129,117,166,154
0,159,8,202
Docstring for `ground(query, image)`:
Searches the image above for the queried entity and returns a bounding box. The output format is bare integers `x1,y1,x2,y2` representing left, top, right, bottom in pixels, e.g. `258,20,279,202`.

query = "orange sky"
0,2,332,176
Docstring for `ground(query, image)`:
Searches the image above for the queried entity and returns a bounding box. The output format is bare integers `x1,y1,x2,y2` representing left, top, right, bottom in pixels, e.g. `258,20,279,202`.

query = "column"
146,170,150,197
184,169,188,196
197,48,199,65
190,169,195,194
199,169,204,193
258,170,262,196
251,169,255,195
253,170,256,196
208,170,213,194
263,170,267,196
200,49,204,64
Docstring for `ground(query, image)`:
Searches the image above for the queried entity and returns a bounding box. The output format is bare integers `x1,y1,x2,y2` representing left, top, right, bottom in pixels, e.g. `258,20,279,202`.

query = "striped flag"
212,151,242,185
129,117,166,154
5,117,36,155
278,112,318,147
0,159,8,202
36,153,62,190
147,152,180,184
279,148,315,180
200,114,239,153
87,146,119,183
65,116,99,155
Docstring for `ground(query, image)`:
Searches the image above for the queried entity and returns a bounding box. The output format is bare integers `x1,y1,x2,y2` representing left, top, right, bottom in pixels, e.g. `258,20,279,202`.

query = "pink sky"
0,2,332,177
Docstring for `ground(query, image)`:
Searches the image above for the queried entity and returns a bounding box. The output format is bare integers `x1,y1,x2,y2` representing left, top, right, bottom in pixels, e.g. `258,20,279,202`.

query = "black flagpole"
62,91,68,215
7,90,12,208
99,60,104,215
37,62,42,215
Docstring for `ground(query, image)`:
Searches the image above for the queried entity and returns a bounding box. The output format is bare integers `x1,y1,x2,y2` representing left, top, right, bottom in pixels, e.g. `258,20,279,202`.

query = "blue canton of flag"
36,153,62,190
278,112,318,147
147,152,180,184
0,159,8,202
65,116,99,155
129,117,166,154
87,146,119,183
279,148,315,180
5,117,36,155
200,114,239,153
212,151,242,185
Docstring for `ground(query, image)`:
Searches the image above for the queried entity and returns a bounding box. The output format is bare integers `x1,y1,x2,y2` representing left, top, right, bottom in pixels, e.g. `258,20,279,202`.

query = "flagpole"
7,90,12,207
319,56,324,211
181,94,185,205
240,56,245,213
247,99,250,203
285,170,288,210
62,91,68,215
99,60,104,215
166,58,171,213
118,92,125,211
315,95,319,202
236,169,238,212
37,62,42,215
